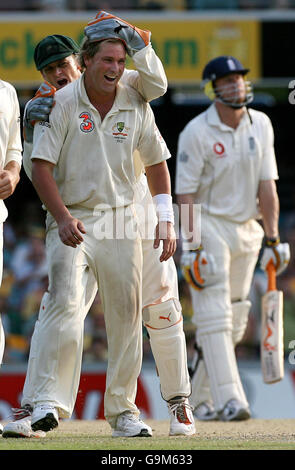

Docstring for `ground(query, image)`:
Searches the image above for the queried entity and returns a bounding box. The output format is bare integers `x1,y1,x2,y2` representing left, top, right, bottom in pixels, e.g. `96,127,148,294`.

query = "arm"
145,161,176,262
23,82,56,144
31,159,85,248
176,192,216,289
258,179,290,275
121,45,167,102
84,11,167,102
258,179,279,239
176,193,198,250
5,84,22,170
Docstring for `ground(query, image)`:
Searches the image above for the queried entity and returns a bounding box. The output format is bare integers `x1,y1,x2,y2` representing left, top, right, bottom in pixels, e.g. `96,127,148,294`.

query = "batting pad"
190,356,212,409
232,300,251,345
199,330,248,412
143,299,191,401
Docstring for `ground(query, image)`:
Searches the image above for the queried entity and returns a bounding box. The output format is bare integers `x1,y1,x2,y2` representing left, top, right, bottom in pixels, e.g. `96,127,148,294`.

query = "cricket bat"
261,260,284,384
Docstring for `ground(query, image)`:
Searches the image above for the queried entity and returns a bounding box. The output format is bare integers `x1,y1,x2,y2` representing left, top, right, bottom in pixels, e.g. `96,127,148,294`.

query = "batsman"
175,56,290,421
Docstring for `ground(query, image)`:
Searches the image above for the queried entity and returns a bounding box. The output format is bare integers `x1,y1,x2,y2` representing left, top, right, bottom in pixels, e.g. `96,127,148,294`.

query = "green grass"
1,434,295,451
1,419,295,451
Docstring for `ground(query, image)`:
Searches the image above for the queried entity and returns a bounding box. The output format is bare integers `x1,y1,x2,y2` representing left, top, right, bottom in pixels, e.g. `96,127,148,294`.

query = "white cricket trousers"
23,179,191,416
24,207,143,428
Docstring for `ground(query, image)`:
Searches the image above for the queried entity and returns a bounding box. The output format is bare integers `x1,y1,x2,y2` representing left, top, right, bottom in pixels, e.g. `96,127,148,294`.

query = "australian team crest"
116,122,125,133
112,122,129,142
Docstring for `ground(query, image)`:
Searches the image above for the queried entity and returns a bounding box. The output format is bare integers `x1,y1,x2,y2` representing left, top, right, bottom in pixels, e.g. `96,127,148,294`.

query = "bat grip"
266,260,276,291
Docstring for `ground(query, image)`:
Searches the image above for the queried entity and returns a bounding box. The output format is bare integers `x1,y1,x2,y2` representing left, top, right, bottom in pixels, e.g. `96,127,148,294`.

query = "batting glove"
260,237,290,276
181,246,217,290
84,10,151,57
23,81,56,143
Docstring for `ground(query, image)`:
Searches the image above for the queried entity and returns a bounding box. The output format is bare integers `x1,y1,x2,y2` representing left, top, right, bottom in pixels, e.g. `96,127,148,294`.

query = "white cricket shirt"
31,73,170,210
175,103,278,223
0,80,22,222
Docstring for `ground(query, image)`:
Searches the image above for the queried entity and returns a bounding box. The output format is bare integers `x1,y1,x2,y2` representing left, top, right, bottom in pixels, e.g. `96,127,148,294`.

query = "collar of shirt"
78,73,134,114
206,102,250,132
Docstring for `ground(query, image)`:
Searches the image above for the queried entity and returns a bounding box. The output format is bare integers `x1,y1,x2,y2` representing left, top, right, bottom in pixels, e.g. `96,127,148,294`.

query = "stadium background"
0,1,295,421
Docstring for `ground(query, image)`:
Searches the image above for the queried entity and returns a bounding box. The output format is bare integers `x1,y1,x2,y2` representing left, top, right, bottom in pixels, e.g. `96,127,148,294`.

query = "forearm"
130,45,168,101
176,193,199,249
32,159,71,223
145,161,171,196
258,180,280,239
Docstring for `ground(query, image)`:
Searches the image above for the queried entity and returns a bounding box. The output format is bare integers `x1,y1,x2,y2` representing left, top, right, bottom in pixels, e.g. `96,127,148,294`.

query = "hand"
0,168,20,200
85,10,151,57
260,239,290,276
57,215,86,248
154,221,176,262
23,81,56,143
181,246,216,290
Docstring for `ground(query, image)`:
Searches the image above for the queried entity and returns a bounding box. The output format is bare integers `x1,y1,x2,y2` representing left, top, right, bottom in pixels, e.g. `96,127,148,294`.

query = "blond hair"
78,38,126,69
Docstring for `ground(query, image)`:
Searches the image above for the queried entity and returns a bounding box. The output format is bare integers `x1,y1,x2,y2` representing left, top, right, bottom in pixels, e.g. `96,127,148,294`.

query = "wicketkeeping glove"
84,10,151,57
260,237,290,276
23,81,56,143
181,246,217,290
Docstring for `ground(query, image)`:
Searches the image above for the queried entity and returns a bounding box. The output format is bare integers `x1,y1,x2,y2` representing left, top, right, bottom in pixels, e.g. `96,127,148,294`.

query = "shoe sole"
220,408,251,422
31,413,58,432
112,428,152,438
2,430,30,438
2,429,46,439
169,429,196,436
194,414,218,422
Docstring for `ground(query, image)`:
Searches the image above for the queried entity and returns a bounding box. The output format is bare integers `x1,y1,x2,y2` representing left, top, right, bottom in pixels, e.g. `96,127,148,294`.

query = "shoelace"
122,412,144,424
169,402,193,424
11,406,32,421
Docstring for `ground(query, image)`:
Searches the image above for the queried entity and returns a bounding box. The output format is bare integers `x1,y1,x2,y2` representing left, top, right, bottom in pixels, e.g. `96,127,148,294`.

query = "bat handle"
266,259,276,291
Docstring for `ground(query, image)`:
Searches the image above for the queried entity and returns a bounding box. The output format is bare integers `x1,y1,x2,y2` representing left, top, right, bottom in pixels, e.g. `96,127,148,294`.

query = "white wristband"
152,193,174,224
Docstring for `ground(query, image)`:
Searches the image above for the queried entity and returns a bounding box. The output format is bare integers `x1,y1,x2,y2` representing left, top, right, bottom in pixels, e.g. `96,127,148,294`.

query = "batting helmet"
202,56,253,108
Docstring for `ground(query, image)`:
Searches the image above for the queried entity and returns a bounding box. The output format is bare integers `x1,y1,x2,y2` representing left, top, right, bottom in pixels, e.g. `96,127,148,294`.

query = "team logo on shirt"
113,122,128,136
79,112,94,133
112,122,130,143
213,142,226,157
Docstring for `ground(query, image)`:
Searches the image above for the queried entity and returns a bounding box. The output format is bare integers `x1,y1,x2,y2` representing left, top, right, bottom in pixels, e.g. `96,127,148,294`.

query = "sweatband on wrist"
152,193,174,224
265,236,280,247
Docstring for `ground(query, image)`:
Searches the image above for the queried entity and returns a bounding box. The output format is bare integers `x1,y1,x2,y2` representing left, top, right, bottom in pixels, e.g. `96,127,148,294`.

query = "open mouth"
57,78,68,88
104,75,116,82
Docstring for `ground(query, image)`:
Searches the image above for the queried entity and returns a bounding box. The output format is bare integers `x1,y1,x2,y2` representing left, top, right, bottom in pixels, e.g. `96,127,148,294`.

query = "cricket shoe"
194,401,218,421
219,399,251,422
112,411,152,437
2,406,46,438
31,403,59,432
168,398,196,436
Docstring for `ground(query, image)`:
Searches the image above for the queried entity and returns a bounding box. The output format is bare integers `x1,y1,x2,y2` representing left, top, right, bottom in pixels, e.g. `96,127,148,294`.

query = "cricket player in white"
0,80,22,434
3,12,194,439
175,56,290,421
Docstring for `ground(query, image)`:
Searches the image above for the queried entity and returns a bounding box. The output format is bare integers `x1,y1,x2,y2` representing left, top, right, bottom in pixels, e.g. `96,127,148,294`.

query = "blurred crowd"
0,197,294,367
0,0,294,12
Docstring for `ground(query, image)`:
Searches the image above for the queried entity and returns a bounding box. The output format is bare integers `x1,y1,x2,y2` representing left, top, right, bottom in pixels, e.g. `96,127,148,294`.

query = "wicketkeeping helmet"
202,55,253,108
